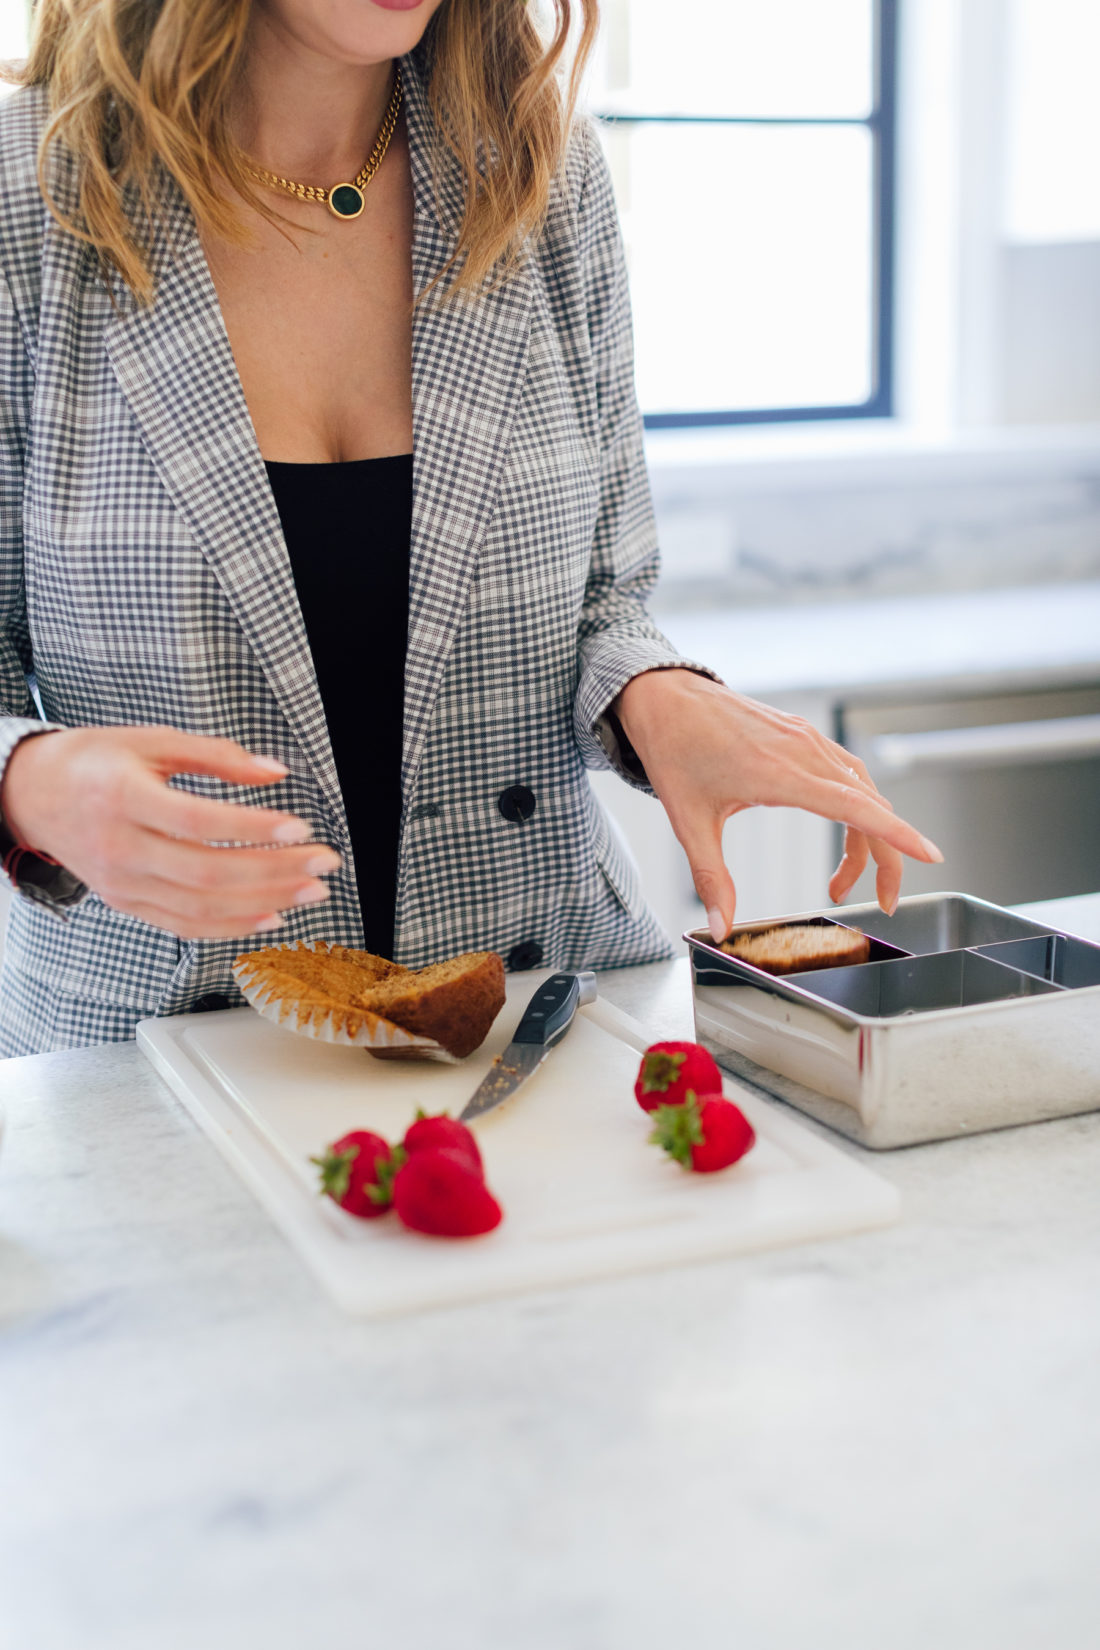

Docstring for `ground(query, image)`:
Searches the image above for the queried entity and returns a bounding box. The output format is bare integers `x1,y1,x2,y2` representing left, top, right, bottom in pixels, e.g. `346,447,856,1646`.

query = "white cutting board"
137,972,899,1317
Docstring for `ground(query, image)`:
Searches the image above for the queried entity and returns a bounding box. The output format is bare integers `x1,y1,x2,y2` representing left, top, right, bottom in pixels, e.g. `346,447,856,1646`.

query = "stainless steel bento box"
687,893,1100,1149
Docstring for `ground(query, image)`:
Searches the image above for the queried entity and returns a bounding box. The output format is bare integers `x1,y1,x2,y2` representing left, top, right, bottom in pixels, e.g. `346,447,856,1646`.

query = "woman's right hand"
0,726,341,939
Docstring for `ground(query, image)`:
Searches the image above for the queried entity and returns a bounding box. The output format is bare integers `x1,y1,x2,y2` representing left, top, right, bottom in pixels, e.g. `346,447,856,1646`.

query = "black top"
266,454,413,957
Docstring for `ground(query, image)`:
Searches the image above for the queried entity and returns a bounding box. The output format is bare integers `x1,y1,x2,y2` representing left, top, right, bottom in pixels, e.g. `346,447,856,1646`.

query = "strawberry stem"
649,1093,704,1168
310,1145,358,1202
639,1049,687,1095
369,1144,407,1207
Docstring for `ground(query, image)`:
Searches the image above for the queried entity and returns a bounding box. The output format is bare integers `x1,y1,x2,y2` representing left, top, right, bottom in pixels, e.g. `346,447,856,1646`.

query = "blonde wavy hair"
9,0,599,302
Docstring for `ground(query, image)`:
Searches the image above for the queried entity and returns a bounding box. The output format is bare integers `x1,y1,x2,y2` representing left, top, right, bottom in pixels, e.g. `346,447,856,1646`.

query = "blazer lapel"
103,208,343,816
400,55,532,796
104,52,532,823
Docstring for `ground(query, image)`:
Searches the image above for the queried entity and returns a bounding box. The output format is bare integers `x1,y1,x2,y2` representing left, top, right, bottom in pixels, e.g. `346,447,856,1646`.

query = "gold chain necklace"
243,65,403,220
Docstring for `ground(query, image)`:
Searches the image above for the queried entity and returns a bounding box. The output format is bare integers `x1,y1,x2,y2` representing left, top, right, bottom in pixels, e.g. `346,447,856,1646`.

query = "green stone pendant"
328,183,365,220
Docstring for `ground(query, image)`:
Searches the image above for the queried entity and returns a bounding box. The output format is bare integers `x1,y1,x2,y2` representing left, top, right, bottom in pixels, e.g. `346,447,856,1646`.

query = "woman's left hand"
613,668,944,941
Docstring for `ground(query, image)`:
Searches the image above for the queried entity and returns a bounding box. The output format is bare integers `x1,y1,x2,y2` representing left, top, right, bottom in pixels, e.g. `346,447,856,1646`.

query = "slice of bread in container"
721,924,870,975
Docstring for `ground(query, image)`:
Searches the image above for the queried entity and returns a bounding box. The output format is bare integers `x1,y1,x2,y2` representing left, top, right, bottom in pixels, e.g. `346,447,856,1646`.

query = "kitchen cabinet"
838,682,1100,906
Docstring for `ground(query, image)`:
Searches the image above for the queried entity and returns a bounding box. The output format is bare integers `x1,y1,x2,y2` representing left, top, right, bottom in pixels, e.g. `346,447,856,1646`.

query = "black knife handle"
511,973,596,1046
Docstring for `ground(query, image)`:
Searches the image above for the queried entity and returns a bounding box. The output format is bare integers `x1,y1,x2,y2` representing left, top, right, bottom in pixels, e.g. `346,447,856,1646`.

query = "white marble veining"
646,427,1100,607
2,903,1100,1650
665,468,1100,605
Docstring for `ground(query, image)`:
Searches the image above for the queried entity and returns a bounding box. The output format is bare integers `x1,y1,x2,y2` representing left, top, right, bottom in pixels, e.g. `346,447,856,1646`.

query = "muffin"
232,943,506,1059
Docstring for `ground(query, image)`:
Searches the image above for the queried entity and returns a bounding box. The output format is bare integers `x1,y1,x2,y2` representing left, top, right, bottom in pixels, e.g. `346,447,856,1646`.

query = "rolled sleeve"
0,264,86,911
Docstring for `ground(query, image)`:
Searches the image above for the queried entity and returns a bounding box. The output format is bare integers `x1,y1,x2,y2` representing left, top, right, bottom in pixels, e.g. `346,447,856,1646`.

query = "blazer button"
507,940,544,971
192,993,234,1013
498,785,536,823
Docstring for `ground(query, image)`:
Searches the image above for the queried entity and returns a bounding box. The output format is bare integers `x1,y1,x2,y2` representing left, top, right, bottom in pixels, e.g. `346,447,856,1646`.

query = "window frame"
591,0,899,430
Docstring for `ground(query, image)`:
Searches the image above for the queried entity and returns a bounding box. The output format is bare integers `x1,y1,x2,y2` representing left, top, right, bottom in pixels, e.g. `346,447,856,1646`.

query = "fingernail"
707,906,727,944
252,757,290,776
254,913,282,932
920,835,945,864
886,893,899,916
272,820,311,844
304,852,341,876
293,881,330,906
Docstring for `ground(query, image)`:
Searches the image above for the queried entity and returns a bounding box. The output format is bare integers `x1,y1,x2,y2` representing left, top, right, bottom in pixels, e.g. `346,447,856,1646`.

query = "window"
587,0,897,427
1004,0,1100,243
0,3,29,85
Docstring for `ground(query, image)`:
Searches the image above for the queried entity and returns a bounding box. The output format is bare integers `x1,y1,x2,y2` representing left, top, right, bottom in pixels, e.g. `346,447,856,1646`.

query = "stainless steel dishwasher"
837,683,1100,906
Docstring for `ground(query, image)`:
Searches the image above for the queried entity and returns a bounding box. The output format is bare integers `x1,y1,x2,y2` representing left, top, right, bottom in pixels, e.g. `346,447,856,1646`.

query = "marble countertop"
658,579,1100,701
3,898,1100,1650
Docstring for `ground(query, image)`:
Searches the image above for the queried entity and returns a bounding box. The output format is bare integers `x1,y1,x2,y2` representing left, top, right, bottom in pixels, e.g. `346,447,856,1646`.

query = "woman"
0,0,940,1053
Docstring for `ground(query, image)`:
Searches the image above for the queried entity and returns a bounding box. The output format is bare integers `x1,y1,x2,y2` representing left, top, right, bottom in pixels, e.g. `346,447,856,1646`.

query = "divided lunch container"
687,893,1100,1148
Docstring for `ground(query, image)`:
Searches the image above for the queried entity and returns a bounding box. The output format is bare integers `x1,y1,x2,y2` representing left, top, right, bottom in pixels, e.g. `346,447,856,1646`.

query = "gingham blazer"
0,53,704,1054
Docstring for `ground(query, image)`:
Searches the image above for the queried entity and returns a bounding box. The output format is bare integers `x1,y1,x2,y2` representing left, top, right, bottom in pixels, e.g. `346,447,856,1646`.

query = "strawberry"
634,1040,723,1113
649,1092,756,1173
402,1110,483,1177
393,1147,503,1238
311,1129,398,1218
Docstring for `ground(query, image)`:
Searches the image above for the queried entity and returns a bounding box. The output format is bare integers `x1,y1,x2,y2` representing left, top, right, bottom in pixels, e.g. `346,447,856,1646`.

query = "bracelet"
1,835,62,881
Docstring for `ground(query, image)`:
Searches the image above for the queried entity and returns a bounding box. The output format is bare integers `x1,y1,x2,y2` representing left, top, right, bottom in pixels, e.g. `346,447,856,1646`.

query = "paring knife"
458,972,598,1122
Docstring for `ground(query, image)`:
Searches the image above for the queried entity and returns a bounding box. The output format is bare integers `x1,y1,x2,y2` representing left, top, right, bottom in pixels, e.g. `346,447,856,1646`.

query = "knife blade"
458,971,598,1122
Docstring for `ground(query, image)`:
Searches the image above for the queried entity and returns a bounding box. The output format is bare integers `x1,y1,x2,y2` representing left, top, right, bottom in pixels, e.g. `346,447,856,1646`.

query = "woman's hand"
0,726,341,939
613,669,943,940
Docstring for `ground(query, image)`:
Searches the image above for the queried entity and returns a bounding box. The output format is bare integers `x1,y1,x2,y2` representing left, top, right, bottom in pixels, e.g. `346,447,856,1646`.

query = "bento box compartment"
788,948,1061,1018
